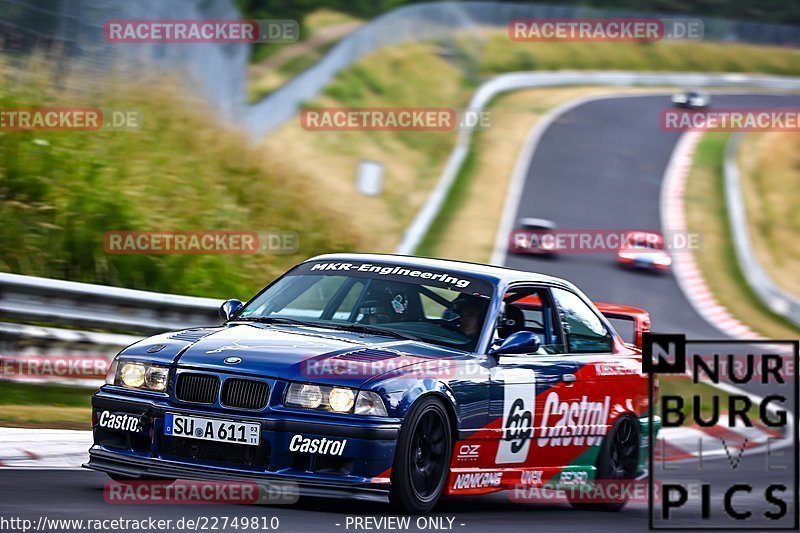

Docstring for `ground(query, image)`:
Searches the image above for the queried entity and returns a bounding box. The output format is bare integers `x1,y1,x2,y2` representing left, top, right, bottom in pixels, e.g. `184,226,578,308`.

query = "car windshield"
626,234,664,250
237,260,494,352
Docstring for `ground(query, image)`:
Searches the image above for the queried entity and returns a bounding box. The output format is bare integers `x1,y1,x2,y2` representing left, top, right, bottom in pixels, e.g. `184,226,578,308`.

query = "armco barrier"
395,71,800,256
0,272,221,334
724,133,800,328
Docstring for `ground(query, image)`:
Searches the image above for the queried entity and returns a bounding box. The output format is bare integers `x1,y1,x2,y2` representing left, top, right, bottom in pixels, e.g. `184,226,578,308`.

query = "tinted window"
239,262,493,351
551,288,613,353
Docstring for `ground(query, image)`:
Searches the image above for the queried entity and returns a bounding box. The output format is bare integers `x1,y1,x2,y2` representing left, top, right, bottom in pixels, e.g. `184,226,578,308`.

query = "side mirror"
489,331,541,356
219,299,244,321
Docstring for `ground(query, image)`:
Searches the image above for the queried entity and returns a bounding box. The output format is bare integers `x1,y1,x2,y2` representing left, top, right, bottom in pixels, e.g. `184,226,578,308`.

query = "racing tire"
568,414,639,512
390,397,452,514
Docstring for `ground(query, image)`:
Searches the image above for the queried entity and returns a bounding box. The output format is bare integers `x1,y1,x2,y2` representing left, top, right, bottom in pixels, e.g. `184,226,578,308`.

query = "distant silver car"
671,90,710,109
509,217,558,256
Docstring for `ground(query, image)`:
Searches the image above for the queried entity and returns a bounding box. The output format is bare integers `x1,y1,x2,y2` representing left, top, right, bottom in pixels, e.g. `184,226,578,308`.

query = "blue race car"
85,254,657,514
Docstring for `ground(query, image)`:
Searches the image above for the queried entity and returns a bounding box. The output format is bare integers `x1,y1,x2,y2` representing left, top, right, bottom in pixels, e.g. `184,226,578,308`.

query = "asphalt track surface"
2,94,799,532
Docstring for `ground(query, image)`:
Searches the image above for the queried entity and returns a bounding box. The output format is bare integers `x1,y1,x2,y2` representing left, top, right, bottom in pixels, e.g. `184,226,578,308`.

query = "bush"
0,57,358,298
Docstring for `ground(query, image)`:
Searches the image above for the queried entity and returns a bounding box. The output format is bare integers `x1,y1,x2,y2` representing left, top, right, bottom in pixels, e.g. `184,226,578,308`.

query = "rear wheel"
390,397,452,514
568,415,639,512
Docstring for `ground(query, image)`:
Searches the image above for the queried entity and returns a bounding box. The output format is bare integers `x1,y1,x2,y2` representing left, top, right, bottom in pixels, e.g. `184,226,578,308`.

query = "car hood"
123,323,461,388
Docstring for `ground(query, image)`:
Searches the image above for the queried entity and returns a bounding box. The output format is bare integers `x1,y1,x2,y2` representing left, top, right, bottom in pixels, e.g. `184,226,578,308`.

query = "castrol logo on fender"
537,393,611,447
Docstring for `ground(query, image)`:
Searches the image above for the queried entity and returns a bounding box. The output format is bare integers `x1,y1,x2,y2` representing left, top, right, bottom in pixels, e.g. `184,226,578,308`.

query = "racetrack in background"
1,93,798,531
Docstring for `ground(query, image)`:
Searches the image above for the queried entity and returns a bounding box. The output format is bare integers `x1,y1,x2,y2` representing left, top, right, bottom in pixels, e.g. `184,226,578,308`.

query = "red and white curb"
0,427,90,468
660,130,761,340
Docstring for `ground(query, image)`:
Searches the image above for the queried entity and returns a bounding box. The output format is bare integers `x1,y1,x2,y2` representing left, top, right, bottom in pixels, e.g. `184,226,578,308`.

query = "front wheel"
390,397,452,514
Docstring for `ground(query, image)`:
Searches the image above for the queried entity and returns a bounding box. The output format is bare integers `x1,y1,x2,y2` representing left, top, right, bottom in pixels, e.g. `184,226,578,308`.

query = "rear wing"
594,302,651,350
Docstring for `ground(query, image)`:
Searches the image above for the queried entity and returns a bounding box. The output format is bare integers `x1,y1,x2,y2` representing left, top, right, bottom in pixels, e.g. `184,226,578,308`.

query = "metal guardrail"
395,71,800,256
0,274,223,387
0,272,222,334
724,133,800,328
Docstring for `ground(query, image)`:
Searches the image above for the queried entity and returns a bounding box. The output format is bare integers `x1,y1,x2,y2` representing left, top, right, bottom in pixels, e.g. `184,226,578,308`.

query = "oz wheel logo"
505,398,532,453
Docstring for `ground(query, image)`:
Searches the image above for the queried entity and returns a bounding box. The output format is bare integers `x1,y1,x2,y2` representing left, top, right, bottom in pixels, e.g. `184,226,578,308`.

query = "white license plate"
164,413,260,446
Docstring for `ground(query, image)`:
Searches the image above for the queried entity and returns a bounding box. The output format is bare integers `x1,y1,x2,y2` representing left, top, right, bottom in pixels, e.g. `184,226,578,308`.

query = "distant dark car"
508,218,557,256
671,90,710,109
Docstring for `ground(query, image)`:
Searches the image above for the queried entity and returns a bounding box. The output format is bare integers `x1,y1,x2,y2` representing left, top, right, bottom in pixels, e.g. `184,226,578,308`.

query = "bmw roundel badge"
224,356,242,365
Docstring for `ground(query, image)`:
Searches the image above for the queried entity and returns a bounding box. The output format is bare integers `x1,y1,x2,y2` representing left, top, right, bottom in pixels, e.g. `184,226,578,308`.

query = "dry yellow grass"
0,405,90,430
738,132,800,299
258,43,468,252
684,133,799,338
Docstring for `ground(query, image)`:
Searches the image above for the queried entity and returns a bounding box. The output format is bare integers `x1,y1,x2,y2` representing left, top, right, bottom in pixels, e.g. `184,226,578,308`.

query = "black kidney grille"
176,373,219,404
221,378,270,410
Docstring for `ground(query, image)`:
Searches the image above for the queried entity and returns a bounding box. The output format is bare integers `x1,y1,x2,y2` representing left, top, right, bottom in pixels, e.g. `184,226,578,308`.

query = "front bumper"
84,390,400,502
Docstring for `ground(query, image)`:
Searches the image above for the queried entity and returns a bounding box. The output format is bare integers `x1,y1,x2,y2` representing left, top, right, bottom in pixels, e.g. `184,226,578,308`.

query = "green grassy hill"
0,59,357,298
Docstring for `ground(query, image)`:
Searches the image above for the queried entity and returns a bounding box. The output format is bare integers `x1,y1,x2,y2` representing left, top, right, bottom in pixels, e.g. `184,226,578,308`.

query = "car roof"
624,230,663,240
518,217,556,229
306,253,574,288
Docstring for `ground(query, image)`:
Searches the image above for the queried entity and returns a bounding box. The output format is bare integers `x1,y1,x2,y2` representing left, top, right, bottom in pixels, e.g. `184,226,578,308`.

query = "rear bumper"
86,390,400,502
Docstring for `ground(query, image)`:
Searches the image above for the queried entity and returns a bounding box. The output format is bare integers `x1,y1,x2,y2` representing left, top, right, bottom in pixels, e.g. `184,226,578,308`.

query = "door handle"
563,373,576,383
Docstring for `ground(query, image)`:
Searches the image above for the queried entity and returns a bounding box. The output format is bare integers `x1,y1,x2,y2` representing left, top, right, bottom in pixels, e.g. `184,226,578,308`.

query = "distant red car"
616,231,671,272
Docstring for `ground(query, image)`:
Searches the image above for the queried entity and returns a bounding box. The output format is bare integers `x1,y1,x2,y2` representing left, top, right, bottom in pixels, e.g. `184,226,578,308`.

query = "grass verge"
684,133,800,338
0,382,93,430
738,131,800,299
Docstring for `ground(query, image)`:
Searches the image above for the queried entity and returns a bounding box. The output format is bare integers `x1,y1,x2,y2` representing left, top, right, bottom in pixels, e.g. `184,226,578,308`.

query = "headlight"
145,366,169,391
329,387,355,413
121,363,145,388
112,361,170,392
355,391,388,416
286,383,386,415
295,384,323,409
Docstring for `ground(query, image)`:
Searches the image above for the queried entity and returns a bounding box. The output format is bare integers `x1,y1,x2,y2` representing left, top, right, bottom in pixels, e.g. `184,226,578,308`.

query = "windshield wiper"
329,323,422,342
235,317,421,341
234,316,322,328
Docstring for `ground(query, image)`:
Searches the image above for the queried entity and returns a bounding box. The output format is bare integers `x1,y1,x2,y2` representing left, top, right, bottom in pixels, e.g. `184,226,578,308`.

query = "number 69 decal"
494,368,536,464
